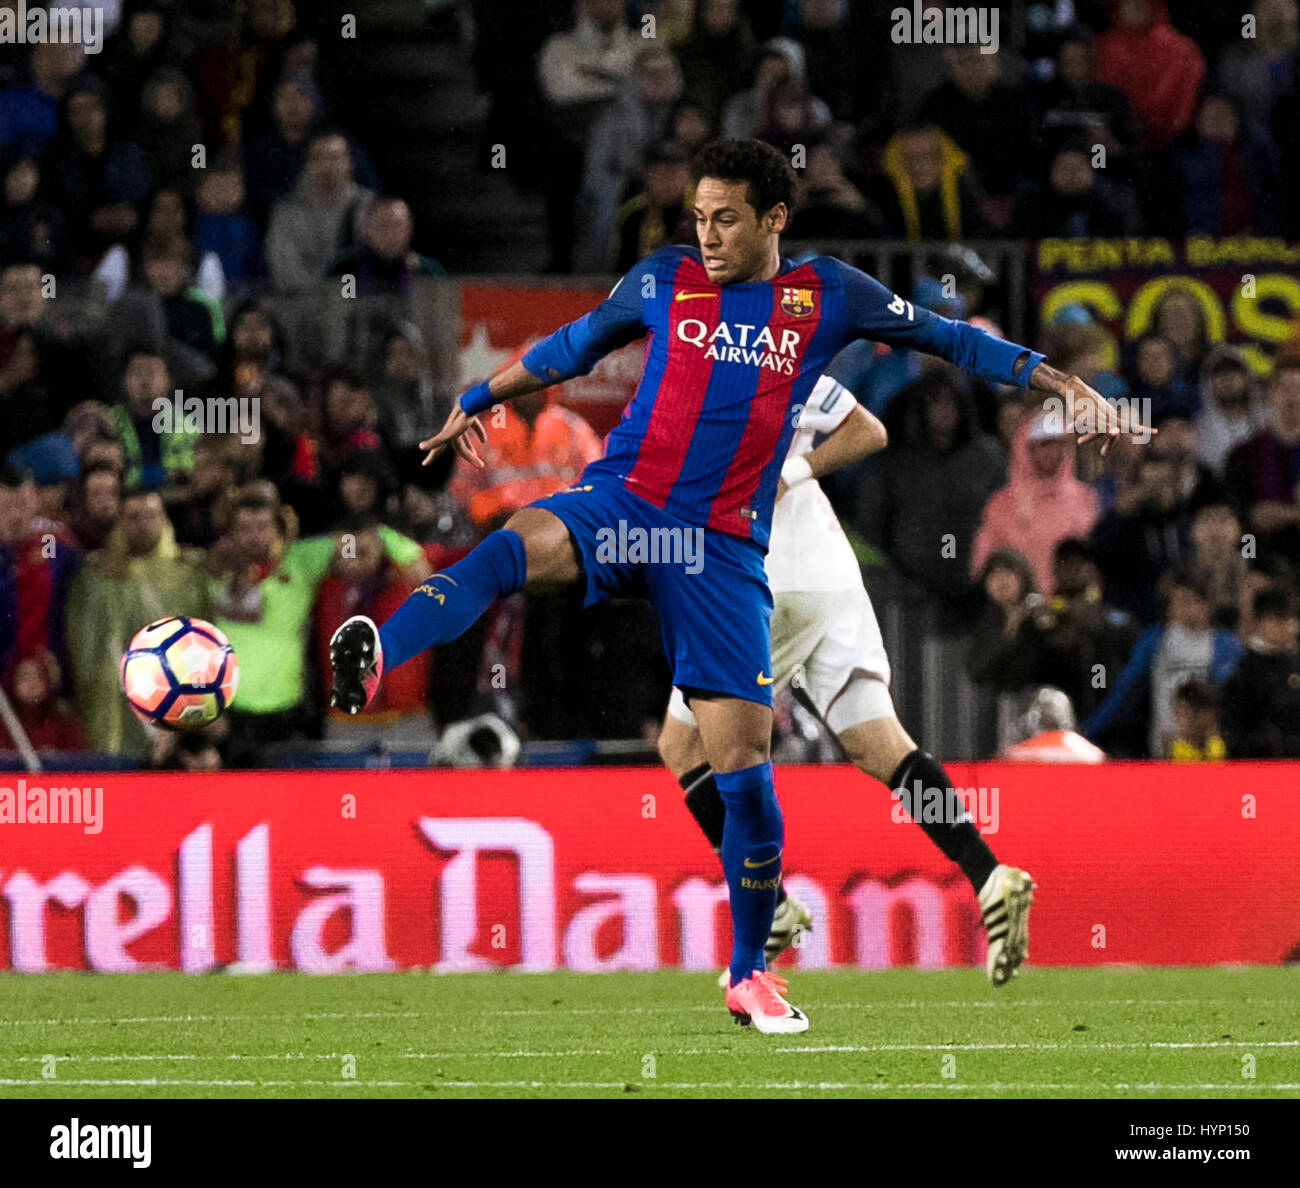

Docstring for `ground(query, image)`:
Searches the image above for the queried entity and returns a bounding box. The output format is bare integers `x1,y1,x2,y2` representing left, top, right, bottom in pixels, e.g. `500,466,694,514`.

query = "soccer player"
330,139,1147,1034
658,338,1036,988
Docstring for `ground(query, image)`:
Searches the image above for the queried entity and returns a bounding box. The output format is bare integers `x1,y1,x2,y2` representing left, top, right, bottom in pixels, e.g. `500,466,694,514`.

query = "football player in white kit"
658,340,1036,987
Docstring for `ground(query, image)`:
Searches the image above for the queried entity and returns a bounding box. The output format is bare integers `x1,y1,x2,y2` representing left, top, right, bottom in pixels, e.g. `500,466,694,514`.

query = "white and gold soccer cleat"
978,864,1035,987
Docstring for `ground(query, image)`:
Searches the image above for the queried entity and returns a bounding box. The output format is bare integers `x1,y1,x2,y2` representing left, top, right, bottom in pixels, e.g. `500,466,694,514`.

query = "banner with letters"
0,763,1296,972
1031,236,1300,375
458,283,644,438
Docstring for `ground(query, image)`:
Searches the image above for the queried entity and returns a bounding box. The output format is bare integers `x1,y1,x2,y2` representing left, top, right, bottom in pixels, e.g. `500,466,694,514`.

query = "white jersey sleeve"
766,376,865,595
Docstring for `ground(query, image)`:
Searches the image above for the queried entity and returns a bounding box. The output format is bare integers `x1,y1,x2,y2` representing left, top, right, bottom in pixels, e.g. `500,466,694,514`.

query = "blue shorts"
529,478,775,707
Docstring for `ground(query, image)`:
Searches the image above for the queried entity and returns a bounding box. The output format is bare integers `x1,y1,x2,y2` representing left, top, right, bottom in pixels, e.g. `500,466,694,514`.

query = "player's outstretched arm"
420,359,545,468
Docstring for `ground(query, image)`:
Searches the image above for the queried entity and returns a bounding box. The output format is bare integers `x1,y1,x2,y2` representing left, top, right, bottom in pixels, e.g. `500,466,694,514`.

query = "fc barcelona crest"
780,286,815,317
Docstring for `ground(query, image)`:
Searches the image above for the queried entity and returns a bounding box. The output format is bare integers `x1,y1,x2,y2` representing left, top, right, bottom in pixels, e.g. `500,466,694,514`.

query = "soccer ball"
119,617,239,730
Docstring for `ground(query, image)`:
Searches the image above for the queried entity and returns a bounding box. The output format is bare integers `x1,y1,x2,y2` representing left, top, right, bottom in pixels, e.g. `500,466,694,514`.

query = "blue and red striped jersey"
521,245,1043,547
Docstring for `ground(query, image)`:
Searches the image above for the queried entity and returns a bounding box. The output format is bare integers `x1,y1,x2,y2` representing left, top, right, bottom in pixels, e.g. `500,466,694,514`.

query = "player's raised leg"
835,708,1035,987
330,507,579,712
690,692,809,1034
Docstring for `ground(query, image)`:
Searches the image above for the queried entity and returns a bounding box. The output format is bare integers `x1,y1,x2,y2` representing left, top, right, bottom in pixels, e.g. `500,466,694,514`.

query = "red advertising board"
0,763,1296,973
459,283,645,437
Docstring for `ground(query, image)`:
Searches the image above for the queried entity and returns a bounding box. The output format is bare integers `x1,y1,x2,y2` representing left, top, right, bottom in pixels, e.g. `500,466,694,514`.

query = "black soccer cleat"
329,615,383,715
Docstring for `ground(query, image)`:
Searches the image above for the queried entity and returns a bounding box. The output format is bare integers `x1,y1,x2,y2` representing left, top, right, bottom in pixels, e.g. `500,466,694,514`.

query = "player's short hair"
690,138,796,219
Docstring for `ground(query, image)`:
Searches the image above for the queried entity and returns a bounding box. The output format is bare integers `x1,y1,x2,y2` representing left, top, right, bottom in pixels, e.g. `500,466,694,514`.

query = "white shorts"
667,588,894,735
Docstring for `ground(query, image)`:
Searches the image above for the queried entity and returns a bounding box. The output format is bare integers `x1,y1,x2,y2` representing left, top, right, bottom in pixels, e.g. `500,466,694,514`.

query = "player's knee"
504,508,579,588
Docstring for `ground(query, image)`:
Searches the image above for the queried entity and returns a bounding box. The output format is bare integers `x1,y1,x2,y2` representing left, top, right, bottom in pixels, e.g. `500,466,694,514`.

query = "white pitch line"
0,1078,1295,1092
8,1039,1297,1065
0,999,1294,1029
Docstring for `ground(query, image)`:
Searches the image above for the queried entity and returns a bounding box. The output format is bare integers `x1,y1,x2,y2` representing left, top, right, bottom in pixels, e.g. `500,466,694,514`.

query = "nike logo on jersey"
756,672,774,685
674,291,715,302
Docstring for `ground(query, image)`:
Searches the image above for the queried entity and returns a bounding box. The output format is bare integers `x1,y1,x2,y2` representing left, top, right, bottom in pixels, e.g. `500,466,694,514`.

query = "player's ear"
766,203,789,235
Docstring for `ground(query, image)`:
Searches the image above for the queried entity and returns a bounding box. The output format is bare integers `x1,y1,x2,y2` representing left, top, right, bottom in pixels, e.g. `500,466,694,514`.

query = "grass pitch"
1,967,1296,1099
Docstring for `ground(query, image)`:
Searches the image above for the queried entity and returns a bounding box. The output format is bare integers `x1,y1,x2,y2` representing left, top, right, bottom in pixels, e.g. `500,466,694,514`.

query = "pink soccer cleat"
724,970,810,1035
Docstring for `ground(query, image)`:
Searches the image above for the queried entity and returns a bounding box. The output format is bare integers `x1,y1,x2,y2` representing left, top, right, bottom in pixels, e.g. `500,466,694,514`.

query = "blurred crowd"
3,0,1300,767
482,0,1298,271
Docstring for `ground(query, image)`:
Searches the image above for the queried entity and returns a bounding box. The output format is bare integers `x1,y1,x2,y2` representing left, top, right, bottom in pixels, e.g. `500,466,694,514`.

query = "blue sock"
378,529,527,672
717,761,783,987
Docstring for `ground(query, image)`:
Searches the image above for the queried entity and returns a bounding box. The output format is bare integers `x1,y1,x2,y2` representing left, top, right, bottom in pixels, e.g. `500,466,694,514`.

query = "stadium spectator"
1082,567,1242,758
1215,0,1299,135
786,143,883,240
204,482,423,764
1220,583,1300,757
195,160,265,293
0,42,84,160
855,371,1004,622
1189,502,1252,631
169,436,241,551
45,73,153,267
675,0,757,126
7,431,79,525
107,348,196,489
330,196,442,295
450,387,602,532
999,685,1108,763
266,130,373,293
874,124,989,242
536,0,639,272
612,139,695,270
0,326,58,458
920,45,1029,221
1011,536,1140,723
243,70,323,226
135,66,203,195
1124,332,1196,423
1011,142,1140,239
720,37,829,143
1147,412,1227,515
68,461,122,552
0,154,75,273
1094,0,1206,149
578,45,683,271
966,547,1039,693
99,1,181,130
1225,363,1300,565
193,0,304,146
312,516,431,733
755,75,832,158
0,646,87,753
1029,25,1138,180
1197,346,1263,476
971,412,1100,595
64,484,205,755
1091,444,1195,625
139,241,223,363
1167,677,1226,761
333,447,395,526
1152,285,1213,384
1177,93,1283,236
370,323,444,453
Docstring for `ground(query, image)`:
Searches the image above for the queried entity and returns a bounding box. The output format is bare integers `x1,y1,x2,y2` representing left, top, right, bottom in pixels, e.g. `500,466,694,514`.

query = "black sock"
680,763,786,904
888,748,998,894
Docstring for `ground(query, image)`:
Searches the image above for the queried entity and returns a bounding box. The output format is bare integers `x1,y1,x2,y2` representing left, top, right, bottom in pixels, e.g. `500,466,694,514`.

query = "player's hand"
420,404,488,468
1065,376,1155,456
